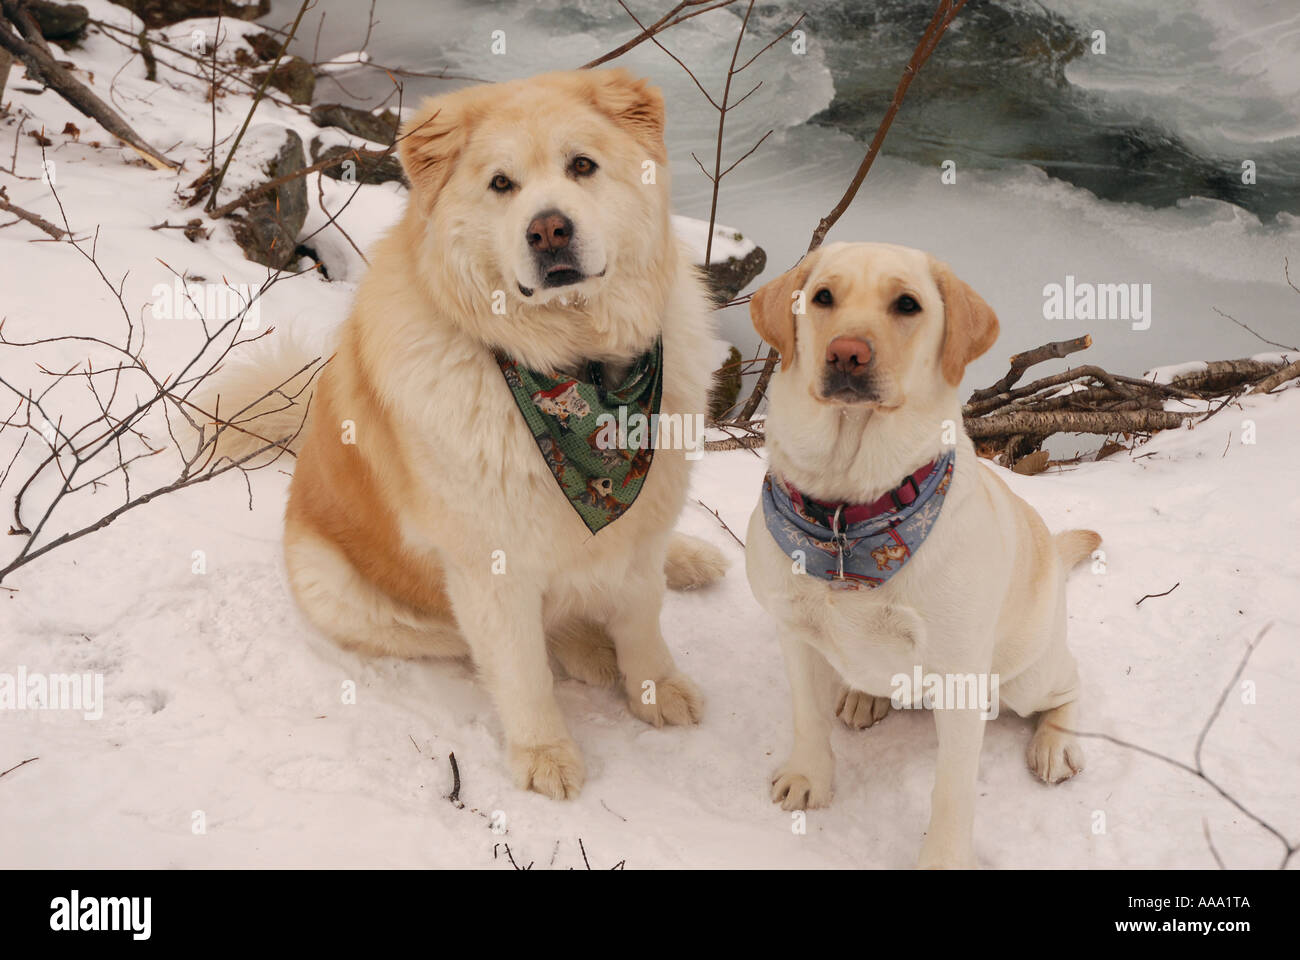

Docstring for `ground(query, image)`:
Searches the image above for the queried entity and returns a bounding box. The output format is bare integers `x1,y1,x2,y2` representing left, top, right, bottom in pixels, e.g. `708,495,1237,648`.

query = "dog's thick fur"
211,70,726,799
745,242,1099,867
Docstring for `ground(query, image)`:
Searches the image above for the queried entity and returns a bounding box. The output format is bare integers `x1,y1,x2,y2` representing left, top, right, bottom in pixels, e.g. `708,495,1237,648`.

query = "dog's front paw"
836,687,891,730
1026,726,1085,784
509,740,585,800
770,766,832,811
627,671,702,727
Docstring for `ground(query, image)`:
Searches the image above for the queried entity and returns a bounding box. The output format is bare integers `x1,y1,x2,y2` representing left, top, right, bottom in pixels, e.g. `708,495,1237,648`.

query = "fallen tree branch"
0,185,64,238
0,2,176,169
1247,358,1300,394
964,409,1192,439
1165,358,1292,393
967,334,1094,403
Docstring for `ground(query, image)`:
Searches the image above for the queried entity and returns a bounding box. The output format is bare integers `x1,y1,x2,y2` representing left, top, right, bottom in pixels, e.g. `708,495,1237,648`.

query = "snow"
316,51,372,75
1,1,1297,869
670,213,756,265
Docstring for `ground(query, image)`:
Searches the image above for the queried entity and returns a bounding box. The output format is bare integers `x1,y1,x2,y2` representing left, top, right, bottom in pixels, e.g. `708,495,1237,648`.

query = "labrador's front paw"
509,739,585,800
770,745,833,811
770,769,832,811
627,671,702,727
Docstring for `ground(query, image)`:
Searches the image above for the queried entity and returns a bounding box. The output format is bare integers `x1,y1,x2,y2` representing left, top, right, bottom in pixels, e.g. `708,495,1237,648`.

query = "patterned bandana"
494,340,663,534
761,449,956,590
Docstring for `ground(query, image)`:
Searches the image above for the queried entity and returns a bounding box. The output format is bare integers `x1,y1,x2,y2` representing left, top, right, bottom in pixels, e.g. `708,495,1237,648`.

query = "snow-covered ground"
2,1,1297,869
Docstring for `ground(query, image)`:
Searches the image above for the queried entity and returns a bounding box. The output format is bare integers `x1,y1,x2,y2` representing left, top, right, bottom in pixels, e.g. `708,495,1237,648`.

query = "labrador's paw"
770,767,832,811
770,745,833,811
1026,725,1085,784
836,687,892,730
509,739,585,800
627,671,702,727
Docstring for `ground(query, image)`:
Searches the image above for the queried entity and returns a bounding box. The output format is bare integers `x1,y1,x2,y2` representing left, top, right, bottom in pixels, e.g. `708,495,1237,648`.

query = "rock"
27,1,89,42
309,103,399,146
244,31,281,62
700,245,766,306
670,216,767,306
108,0,270,29
229,127,308,269
707,345,743,420
253,56,315,105
310,137,406,186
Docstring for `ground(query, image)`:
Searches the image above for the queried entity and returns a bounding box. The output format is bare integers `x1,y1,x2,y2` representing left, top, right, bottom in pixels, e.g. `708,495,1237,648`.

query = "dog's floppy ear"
931,259,999,387
397,93,473,212
585,69,666,160
749,255,815,371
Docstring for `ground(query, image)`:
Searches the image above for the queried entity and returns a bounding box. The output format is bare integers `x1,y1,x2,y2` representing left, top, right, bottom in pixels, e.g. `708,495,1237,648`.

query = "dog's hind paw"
836,687,891,729
1026,727,1085,784
509,739,585,800
664,532,729,590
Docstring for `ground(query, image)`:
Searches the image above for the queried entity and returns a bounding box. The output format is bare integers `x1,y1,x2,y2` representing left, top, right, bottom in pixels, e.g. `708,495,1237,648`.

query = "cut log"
964,409,1191,438
1166,358,1290,394
1248,358,1300,394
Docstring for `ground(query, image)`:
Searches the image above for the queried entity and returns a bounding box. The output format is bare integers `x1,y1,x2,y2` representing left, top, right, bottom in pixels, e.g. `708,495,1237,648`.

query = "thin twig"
1135,582,1180,606
0,755,38,780
695,498,744,548
205,0,313,212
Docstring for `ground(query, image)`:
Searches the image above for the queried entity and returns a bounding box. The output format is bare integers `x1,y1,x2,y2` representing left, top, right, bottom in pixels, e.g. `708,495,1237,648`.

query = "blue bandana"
760,450,955,589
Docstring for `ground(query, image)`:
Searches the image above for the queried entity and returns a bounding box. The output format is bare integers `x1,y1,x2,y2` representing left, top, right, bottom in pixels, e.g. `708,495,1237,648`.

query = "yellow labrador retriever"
744,242,1099,867
212,70,726,800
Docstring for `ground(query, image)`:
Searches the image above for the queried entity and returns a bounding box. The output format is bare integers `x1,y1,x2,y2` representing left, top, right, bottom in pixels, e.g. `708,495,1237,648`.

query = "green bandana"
493,340,663,533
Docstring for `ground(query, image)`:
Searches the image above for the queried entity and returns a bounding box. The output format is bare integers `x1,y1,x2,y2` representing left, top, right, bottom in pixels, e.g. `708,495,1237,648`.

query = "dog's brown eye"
813,288,833,306
895,294,921,314
489,173,513,193
571,156,597,177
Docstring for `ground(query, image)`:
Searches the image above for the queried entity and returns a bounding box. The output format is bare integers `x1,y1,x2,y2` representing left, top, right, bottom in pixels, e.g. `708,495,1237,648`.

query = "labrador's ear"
749,255,817,371
931,259,999,387
584,69,667,161
397,93,475,212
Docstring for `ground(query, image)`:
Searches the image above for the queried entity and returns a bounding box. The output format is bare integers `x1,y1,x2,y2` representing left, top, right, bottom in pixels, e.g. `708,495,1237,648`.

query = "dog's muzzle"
516,208,604,297
820,336,882,404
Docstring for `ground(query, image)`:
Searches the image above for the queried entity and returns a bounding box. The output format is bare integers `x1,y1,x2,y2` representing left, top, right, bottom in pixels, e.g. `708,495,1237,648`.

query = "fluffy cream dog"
215,70,726,799
744,242,1099,867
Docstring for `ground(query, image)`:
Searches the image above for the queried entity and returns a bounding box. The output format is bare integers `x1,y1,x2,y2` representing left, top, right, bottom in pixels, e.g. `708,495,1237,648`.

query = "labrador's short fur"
745,242,1099,867
212,69,726,799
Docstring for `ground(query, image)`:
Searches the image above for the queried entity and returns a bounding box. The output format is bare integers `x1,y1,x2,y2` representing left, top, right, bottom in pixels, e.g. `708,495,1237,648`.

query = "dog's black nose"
527,210,573,252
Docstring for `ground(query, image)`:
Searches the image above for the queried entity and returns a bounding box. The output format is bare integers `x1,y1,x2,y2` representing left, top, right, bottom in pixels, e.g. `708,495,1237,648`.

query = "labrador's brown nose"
826,336,872,374
526,211,572,252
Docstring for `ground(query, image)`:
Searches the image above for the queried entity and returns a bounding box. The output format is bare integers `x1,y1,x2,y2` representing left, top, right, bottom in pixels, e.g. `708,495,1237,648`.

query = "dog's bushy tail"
1054,529,1102,569
665,532,729,590
189,335,325,468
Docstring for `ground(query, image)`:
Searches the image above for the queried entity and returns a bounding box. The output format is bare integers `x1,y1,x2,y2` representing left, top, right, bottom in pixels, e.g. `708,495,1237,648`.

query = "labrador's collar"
762,450,956,589
784,459,938,528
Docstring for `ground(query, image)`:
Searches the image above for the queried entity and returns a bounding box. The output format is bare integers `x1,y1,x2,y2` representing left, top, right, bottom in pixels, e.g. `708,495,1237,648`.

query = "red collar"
783,459,938,528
